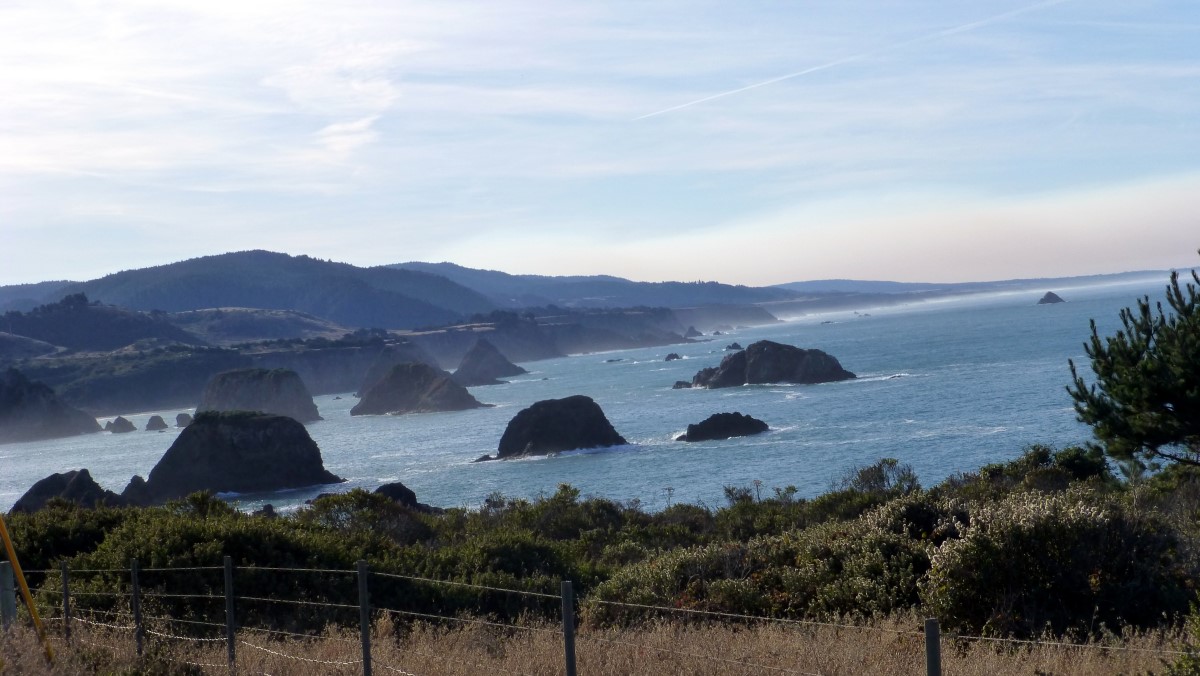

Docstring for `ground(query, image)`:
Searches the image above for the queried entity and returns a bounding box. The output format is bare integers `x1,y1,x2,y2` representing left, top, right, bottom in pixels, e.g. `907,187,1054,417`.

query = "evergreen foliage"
1069,257,1200,469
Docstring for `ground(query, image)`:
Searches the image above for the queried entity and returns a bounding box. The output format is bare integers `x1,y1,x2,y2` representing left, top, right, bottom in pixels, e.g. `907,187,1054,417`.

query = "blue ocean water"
0,277,1172,513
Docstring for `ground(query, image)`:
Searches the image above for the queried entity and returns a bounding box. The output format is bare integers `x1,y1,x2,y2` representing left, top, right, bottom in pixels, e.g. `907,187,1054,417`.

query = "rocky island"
676,412,769,442
685,340,855,389
197,367,322,423
479,395,627,460
351,362,487,415
452,338,527,386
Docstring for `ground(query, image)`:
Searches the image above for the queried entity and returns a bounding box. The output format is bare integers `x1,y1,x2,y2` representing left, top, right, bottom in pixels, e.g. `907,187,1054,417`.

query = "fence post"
925,617,942,676
357,559,372,676
60,561,71,645
224,555,237,675
0,561,15,631
561,581,577,676
130,558,144,657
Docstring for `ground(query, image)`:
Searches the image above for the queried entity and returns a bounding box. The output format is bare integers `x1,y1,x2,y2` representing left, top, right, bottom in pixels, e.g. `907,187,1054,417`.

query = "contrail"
636,0,1072,120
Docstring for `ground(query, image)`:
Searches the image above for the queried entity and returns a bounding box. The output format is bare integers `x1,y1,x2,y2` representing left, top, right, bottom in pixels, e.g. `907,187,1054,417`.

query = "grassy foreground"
0,614,1187,675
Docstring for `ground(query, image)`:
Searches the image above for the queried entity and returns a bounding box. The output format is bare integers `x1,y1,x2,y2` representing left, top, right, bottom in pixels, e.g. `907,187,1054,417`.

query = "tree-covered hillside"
1,294,202,352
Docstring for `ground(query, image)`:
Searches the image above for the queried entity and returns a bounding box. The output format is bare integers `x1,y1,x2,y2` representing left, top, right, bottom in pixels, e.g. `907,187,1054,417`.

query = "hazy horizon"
3,1,1198,287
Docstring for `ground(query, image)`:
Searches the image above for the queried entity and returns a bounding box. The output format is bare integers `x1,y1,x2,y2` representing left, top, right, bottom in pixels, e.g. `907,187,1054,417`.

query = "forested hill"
392,261,798,308
1,293,201,352
52,251,497,330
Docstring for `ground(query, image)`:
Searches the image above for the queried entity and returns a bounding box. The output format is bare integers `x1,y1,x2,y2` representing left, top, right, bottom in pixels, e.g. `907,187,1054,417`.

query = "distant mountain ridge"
50,251,496,330
773,270,1172,295
393,261,797,309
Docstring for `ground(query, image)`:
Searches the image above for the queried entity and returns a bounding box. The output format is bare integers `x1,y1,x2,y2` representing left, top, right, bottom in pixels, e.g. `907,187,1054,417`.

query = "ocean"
0,275,1173,514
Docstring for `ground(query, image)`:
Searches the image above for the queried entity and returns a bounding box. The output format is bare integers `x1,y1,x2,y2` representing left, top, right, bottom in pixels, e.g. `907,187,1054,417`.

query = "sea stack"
452,338,528,386
351,362,487,415
676,412,769,442
197,368,321,423
1038,292,1066,304
486,395,627,460
688,340,855,389
122,411,342,505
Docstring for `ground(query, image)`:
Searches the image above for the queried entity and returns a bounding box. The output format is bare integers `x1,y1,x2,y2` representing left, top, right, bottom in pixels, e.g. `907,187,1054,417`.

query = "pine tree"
1068,255,1200,469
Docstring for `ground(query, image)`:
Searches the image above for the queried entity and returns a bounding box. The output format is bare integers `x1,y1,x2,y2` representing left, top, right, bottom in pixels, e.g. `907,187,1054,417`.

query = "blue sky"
1,0,1197,286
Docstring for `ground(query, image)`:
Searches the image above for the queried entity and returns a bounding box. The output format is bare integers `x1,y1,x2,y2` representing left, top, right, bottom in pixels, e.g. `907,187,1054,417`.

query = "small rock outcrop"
665,353,682,362
197,368,321,423
672,380,692,390
684,326,702,338
176,412,194,427
689,340,856,389
487,395,627,460
11,469,124,513
351,362,487,415
452,338,528,386
374,481,419,508
726,342,743,351
145,415,169,431
0,368,101,444
105,416,137,434
1038,291,1066,304
676,412,769,442
122,411,342,505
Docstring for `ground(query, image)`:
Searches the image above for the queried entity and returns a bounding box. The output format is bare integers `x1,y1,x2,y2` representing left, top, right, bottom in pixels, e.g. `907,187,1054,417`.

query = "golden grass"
0,613,1185,675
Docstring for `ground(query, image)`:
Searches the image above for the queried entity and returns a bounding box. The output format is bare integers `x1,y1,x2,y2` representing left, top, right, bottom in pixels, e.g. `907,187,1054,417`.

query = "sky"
1,0,1198,287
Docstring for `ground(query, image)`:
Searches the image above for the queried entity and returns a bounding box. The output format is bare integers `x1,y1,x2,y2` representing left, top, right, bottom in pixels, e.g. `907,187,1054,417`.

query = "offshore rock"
11,469,124,513
491,395,627,460
665,353,682,362
105,416,137,434
124,410,342,505
676,412,769,442
1038,291,1066,304
452,338,527,387
198,368,321,423
176,412,194,427
684,326,702,338
690,340,855,389
145,415,169,431
0,368,100,444
351,362,487,415
356,342,442,396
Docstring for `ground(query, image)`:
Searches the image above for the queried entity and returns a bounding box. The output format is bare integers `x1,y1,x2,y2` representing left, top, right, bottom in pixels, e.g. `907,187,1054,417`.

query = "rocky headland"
197,368,322,423
0,368,100,443
687,340,856,389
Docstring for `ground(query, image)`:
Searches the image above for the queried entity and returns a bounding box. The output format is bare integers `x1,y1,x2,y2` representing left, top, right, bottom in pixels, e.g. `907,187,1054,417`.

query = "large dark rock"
176,412,194,427
122,410,342,505
105,416,137,434
665,353,682,362
452,338,528,386
689,340,855,389
676,412,769,442
491,395,627,460
351,362,487,415
145,415,169,431
11,469,124,513
374,481,418,508
197,368,321,423
0,368,100,444
1038,291,1066,304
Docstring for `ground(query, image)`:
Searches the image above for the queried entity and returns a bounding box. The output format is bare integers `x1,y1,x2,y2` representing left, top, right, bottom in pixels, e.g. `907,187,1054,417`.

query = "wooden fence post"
224,556,237,675
358,559,372,676
0,561,15,631
925,617,942,676
60,561,71,644
561,581,577,676
130,558,144,657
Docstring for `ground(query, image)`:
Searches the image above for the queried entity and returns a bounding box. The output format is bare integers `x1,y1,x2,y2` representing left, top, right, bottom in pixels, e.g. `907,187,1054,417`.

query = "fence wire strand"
239,639,362,666
589,598,922,636
945,632,1190,656
381,607,560,635
372,571,561,599
235,594,359,611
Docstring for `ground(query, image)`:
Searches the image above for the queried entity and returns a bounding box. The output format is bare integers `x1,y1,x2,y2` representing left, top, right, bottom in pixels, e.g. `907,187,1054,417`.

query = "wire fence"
2,558,1194,675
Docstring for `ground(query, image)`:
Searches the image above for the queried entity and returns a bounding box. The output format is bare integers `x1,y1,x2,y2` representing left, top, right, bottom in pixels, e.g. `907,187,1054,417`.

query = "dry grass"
0,613,1185,675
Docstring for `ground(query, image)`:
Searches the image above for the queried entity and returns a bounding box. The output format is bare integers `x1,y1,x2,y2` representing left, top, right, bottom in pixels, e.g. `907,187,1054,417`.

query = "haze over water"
0,276,1169,513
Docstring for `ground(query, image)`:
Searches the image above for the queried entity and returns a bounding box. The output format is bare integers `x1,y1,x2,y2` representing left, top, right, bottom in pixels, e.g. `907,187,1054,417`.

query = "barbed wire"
380,607,560,635
240,565,357,575
238,639,362,666
578,633,825,675
68,590,129,599
161,655,229,669
143,614,227,630
145,627,226,643
375,660,420,675
140,591,225,600
945,632,1191,656
235,595,359,611
73,616,136,631
241,625,359,644
588,598,922,636
371,571,561,599
140,566,224,572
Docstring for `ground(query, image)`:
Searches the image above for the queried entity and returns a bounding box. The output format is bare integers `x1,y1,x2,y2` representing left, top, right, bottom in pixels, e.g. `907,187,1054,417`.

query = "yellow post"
0,512,54,664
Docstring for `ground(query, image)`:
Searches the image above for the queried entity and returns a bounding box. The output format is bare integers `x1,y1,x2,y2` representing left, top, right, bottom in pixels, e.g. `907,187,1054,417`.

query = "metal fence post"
0,561,15,631
130,558,144,657
561,581,577,676
358,559,372,676
224,555,237,675
60,561,71,644
925,617,942,676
